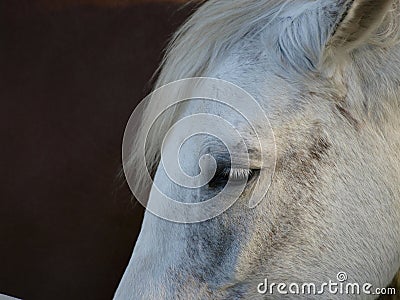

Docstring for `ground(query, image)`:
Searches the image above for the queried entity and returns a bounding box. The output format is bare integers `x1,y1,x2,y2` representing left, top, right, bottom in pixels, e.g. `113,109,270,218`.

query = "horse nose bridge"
114,238,206,299
115,265,217,300
114,254,168,299
115,213,242,299
114,212,190,297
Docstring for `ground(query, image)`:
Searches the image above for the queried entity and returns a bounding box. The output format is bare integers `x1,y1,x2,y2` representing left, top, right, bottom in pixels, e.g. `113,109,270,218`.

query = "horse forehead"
174,100,266,169
205,47,293,110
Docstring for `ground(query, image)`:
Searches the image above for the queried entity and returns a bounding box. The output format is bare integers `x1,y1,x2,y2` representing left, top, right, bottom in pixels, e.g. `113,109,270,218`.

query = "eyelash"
221,168,253,181
208,167,257,188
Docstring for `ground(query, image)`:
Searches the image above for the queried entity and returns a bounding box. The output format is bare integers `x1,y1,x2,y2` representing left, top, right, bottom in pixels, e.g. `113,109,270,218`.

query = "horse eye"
208,167,257,188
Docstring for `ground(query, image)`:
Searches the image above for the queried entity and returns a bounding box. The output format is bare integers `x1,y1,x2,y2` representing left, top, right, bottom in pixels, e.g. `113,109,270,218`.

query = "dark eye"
208,167,258,188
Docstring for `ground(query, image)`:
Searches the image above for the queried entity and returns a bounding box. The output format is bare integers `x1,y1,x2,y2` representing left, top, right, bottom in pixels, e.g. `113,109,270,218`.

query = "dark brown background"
0,1,193,299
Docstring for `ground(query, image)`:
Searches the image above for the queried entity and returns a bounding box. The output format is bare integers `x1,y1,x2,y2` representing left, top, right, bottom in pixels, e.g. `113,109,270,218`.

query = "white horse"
116,0,400,299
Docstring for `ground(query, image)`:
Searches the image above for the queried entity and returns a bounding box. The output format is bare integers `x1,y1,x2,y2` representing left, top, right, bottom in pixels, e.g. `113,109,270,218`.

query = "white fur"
0,294,20,300
116,1,400,299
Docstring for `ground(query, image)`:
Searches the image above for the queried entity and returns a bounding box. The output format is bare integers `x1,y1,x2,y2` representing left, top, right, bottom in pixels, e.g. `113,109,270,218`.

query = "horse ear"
326,0,393,54
278,0,394,71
